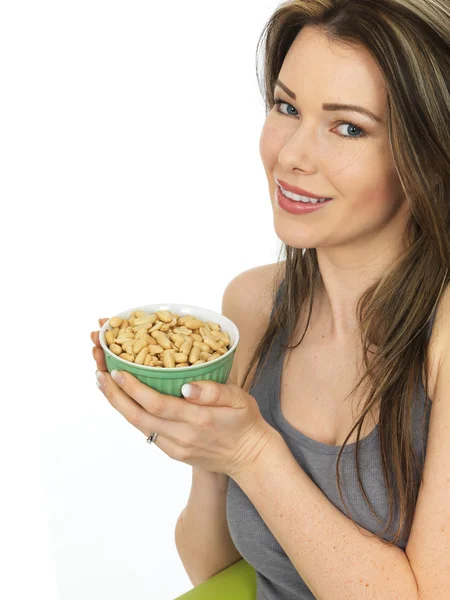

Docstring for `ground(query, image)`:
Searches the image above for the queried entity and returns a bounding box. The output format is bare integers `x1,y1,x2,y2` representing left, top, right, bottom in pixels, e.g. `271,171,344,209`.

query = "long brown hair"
241,0,450,547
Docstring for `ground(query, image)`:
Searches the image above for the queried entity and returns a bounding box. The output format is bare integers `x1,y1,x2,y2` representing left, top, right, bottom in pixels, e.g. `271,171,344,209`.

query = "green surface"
173,559,257,600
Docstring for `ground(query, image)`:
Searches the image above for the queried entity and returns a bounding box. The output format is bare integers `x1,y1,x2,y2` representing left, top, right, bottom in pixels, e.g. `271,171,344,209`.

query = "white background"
0,1,283,598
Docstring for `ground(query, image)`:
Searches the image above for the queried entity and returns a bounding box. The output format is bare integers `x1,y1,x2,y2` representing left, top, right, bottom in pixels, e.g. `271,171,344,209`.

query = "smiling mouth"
278,185,332,204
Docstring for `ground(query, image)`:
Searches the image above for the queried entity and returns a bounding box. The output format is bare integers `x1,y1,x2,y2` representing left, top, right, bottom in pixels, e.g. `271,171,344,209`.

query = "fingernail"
182,383,200,399
111,370,124,385
96,371,106,387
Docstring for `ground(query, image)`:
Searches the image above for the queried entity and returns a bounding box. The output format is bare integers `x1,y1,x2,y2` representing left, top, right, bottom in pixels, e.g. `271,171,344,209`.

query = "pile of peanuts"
104,309,232,368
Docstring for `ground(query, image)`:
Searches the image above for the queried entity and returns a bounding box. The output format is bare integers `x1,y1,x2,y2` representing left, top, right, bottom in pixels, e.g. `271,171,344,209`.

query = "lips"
276,178,332,200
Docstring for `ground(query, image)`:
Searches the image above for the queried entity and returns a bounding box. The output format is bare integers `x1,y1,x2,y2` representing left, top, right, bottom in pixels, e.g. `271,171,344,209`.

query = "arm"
174,278,246,586
233,430,420,600
175,467,242,586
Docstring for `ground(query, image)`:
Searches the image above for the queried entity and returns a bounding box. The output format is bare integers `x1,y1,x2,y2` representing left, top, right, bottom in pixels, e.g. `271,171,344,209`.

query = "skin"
92,319,108,372
260,25,411,343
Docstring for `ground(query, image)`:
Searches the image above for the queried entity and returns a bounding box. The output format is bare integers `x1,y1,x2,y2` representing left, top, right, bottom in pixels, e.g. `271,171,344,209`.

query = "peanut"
105,331,116,346
184,318,203,330
109,317,123,328
199,326,212,338
148,344,164,355
193,341,209,352
152,331,171,349
104,310,232,369
115,333,135,343
162,351,176,368
135,347,149,365
133,339,148,354
180,339,193,355
173,326,192,336
134,328,150,340
156,310,173,323
210,330,230,344
188,345,201,364
177,316,190,326
160,317,178,332
122,341,135,356
134,315,156,326
110,343,123,356
203,336,224,352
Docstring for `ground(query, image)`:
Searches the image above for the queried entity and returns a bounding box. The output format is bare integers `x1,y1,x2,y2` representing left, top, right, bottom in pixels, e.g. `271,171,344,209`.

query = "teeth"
280,187,329,204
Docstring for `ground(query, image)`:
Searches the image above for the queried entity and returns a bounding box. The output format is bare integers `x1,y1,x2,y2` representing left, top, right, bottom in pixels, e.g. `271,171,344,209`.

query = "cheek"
365,183,408,220
355,160,404,209
331,147,399,201
259,122,284,169
337,178,408,236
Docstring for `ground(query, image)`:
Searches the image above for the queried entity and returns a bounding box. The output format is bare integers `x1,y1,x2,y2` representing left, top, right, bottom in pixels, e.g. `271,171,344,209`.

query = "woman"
92,1,449,598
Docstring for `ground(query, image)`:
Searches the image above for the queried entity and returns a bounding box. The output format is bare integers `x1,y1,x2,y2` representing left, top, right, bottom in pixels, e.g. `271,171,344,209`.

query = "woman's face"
260,26,410,255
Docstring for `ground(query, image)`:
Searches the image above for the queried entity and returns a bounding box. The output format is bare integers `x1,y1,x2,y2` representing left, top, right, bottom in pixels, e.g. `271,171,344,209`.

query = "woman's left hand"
95,369,277,479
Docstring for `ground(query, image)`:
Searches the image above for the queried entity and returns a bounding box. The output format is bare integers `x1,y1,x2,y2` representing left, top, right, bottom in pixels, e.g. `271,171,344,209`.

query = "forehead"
279,26,386,111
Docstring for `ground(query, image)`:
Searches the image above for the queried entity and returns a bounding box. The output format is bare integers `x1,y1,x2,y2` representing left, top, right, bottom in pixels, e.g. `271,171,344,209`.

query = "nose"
278,124,316,173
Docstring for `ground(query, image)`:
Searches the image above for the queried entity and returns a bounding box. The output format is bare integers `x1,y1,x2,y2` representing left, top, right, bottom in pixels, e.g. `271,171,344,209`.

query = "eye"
334,121,368,140
273,98,368,141
273,98,298,117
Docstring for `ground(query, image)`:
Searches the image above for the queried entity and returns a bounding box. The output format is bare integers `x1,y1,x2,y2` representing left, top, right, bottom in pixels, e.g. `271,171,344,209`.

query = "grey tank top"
226,280,435,600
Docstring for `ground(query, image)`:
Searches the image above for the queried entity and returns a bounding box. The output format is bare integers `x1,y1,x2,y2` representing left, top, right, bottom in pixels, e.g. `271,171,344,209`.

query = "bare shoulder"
222,261,283,390
223,261,281,318
423,281,450,402
434,282,450,371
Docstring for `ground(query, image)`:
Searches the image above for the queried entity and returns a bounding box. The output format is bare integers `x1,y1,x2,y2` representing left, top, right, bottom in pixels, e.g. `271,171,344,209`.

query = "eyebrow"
274,79,383,124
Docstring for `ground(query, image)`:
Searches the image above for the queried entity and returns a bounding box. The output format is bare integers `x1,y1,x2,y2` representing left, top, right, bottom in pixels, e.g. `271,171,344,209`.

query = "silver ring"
147,432,158,445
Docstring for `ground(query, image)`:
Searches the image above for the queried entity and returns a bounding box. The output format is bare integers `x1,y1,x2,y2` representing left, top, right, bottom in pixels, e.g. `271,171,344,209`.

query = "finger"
146,433,189,463
90,317,110,344
91,318,108,345
93,346,107,372
148,431,200,465
90,330,101,347
99,375,193,462
98,372,188,442
110,369,206,426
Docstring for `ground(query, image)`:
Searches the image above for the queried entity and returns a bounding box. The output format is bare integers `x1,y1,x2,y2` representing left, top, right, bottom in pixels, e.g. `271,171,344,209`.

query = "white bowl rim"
98,302,240,371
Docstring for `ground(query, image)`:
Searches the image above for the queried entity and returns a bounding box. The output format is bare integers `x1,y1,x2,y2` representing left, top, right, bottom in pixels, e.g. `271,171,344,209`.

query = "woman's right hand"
91,317,109,372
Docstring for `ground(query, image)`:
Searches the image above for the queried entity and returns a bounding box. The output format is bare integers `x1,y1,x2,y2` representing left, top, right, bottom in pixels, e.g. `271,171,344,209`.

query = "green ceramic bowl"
99,303,240,397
